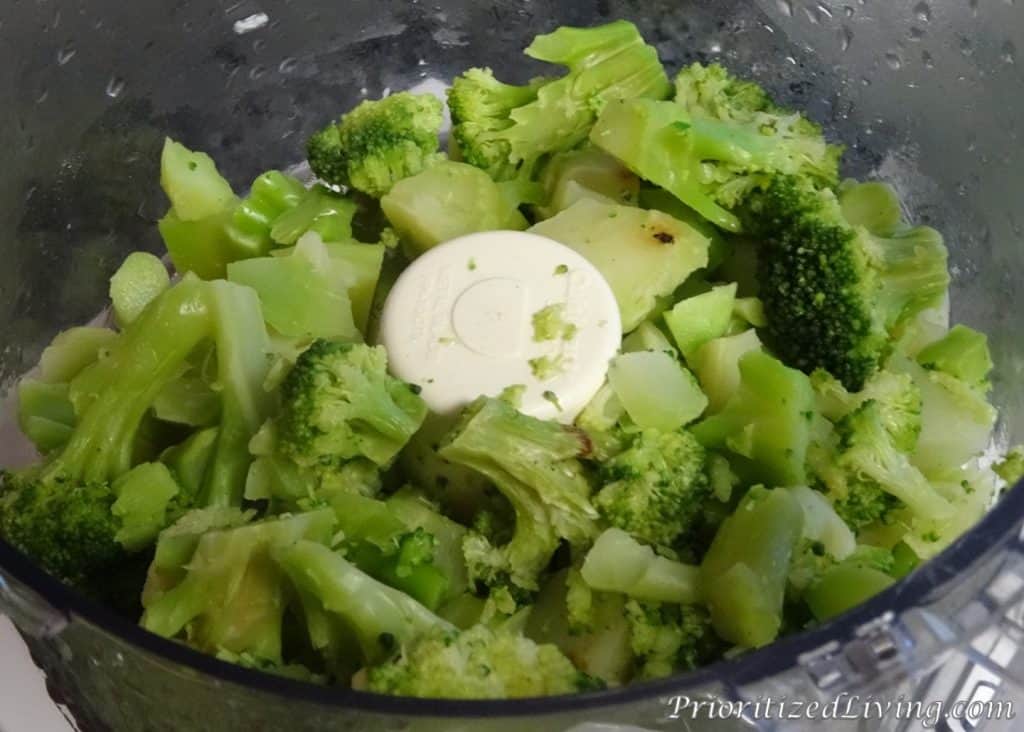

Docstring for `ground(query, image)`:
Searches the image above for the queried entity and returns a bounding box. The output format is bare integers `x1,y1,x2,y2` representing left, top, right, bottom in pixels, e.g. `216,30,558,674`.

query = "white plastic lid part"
378,231,621,423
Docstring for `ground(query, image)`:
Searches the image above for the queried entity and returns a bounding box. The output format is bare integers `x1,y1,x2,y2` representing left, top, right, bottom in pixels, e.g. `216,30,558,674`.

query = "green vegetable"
532,303,577,342
531,199,709,331
805,564,894,621
17,379,76,453
700,486,803,647
749,175,949,390
109,252,171,326
307,92,444,197
692,351,815,487
537,147,640,218
915,324,993,391
663,283,737,360
621,321,676,356
449,20,669,181
37,327,118,384
270,184,358,246
689,329,762,413
608,351,708,431
625,600,721,679
594,429,710,548
995,446,1024,485
439,397,598,592
381,160,527,257
159,138,236,221
580,528,702,604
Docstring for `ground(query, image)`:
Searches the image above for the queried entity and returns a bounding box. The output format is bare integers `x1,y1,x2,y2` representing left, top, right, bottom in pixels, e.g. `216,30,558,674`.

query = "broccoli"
996,446,1024,486
700,486,804,648
625,600,722,679
535,147,641,219
365,623,601,698
580,528,702,604
748,175,949,390
786,541,896,619
593,429,710,548
306,92,444,197
275,340,427,469
589,64,841,232
915,324,993,392
438,397,599,592
811,368,922,453
274,539,452,665
142,510,336,663
1,277,271,584
691,350,816,487
108,251,170,327
833,401,953,528
449,21,670,182
606,351,708,432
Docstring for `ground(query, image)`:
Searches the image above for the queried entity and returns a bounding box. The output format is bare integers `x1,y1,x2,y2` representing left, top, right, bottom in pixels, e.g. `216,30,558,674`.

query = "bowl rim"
1,478,1021,719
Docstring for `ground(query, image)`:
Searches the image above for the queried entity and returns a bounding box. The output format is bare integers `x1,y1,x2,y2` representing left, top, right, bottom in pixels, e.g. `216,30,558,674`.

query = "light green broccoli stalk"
439,397,599,593
364,623,603,698
593,429,711,548
580,528,702,605
276,340,428,469
449,20,670,181
915,324,993,393
306,92,444,197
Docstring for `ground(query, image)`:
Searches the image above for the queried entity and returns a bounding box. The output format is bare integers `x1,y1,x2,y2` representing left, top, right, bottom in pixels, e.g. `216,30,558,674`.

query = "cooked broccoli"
691,350,816,487
0,277,271,584
787,540,895,619
915,324,993,392
748,175,949,390
625,600,722,679
996,446,1024,485
607,351,708,432
141,509,336,663
449,21,669,181
536,147,641,219
589,63,841,232
108,251,170,327
700,486,804,648
306,92,444,197
580,528,702,604
811,368,922,453
276,340,427,469
594,429,710,548
439,397,599,592
365,623,600,698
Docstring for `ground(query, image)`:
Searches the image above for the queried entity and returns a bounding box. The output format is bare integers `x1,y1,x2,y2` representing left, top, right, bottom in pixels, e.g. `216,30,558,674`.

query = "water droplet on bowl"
908,27,925,42
278,57,298,73
36,87,49,103
776,0,793,17
959,37,974,56
913,1,932,22
105,76,125,98
56,42,76,66
884,51,903,70
1001,40,1017,64
843,5,855,18
922,50,935,68
249,65,265,80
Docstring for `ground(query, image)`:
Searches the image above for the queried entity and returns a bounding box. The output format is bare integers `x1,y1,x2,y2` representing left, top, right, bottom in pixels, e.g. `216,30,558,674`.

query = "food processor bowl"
2,1,1023,730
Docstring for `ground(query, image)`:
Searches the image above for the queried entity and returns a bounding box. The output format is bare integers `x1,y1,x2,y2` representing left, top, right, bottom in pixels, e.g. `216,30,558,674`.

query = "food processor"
1,0,1023,730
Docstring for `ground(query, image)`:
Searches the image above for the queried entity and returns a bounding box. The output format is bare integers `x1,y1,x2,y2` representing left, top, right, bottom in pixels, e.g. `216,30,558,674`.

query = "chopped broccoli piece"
691,350,816,487
36,326,118,384
700,486,804,648
532,303,577,342
805,564,895,621
916,324,993,392
365,624,600,698
811,368,922,453
996,446,1024,486
449,21,669,181
17,379,76,454
108,251,170,327
594,429,710,548
269,184,358,246
663,283,737,360
142,509,336,663
381,160,527,258
625,600,721,679
536,147,641,218
306,92,444,197
787,485,856,560
748,175,949,390
276,340,427,469
439,397,598,592
689,329,763,414
580,528,702,604
159,138,236,221
1,278,271,584
607,351,708,432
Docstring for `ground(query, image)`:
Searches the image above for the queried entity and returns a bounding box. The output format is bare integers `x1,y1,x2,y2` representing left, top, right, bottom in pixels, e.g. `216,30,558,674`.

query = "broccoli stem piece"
581,528,702,604
915,324,993,391
108,251,171,327
805,564,894,621
607,351,708,432
663,283,737,360
274,540,451,664
699,486,804,648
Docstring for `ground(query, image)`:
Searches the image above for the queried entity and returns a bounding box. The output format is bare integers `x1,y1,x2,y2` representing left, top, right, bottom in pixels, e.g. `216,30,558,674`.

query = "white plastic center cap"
378,230,621,423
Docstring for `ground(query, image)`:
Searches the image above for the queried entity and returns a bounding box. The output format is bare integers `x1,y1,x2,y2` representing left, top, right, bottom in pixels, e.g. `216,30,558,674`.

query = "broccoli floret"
1,277,271,584
787,540,896,619
834,400,953,527
142,510,337,663
365,623,601,699
700,486,804,648
274,539,452,665
306,92,444,197
589,64,841,232
811,368,922,453
594,429,710,548
276,340,427,469
691,350,816,487
996,446,1024,486
439,397,599,592
625,600,722,679
449,21,670,181
749,175,949,390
